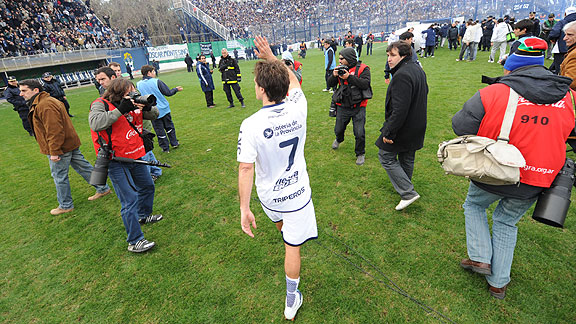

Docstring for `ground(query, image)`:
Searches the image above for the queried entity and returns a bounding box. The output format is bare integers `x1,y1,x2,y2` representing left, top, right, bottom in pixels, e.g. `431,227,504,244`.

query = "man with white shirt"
237,36,318,321
489,18,509,63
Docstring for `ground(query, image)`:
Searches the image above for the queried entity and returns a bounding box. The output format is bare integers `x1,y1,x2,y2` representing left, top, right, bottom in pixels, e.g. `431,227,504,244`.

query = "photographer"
89,78,163,253
452,38,575,299
328,47,371,165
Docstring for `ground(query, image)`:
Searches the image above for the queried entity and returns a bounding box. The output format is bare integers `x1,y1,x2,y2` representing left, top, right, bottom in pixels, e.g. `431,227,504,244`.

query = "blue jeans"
48,148,110,209
141,150,162,177
108,160,155,244
463,182,537,288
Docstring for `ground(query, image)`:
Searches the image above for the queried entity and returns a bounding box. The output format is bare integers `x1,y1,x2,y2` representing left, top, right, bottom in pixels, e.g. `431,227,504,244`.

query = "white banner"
147,44,189,61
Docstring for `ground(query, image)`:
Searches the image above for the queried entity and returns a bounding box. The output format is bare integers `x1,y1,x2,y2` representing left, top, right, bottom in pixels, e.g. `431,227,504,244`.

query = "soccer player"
237,36,318,321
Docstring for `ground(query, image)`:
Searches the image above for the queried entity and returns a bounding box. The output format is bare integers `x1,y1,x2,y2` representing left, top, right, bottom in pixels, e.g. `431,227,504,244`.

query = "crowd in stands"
189,0,567,40
0,0,150,58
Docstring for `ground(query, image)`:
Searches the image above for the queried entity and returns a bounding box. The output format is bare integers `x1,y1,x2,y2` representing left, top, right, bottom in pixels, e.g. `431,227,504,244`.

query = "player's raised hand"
254,36,275,61
240,209,257,237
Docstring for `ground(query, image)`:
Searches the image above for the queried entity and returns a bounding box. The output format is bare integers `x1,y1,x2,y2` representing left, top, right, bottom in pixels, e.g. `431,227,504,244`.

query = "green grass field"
1,43,575,323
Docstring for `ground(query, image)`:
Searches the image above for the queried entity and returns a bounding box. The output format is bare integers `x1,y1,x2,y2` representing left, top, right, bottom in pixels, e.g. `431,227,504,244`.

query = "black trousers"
223,83,243,104
151,113,179,151
204,91,214,107
448,39,458,50
334,106,366,156
17,108,32,134
56,96,71,115
186,64,193,72
325,70,335,91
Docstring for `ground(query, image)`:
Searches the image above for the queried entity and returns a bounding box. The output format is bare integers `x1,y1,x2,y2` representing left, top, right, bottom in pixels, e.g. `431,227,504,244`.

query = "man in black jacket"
328,47,371,165
376,42,428,210
219,48,244,108
4,76,33,136
448,22,460,50
184,53,194,73
41,72,73,117
354,33,363,57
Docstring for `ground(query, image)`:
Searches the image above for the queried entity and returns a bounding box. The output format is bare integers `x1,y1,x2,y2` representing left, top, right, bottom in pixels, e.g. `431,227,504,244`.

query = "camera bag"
437,88,526,185
125,118,155,153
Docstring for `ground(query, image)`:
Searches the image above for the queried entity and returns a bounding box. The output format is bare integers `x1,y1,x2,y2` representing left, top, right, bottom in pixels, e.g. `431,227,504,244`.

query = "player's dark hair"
254,60,289,104
514,19,534,33
96,67,116,79
387,41,412,57
140,65,155,77
399,32,414,41
19,79,43,92
103,78,134,103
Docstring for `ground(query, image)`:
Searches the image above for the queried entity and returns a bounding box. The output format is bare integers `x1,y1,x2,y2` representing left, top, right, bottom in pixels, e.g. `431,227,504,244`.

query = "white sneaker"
284,290,303,321
331,139,340,150
395,194,420,211
329,89,334,94
322,88,329,92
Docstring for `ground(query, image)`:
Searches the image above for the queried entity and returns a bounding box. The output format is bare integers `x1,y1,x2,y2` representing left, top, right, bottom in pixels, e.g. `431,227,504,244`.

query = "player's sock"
286,275,300,307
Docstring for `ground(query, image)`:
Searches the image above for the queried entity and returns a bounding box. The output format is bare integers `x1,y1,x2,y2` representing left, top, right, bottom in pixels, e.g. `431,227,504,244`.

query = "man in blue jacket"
4,76,33,136
41,72,73,117
421,25,436,57
549,6,576,74
137,65,183,153
196,55,215,108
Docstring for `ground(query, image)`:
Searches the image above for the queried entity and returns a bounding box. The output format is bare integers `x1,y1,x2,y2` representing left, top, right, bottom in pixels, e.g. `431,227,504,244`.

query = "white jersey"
237,88,311,213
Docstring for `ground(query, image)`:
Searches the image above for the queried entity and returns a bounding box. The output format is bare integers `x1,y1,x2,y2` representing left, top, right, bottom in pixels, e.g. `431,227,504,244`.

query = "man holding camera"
452,38,575,299
137,65,183,153
19,79,111,215
328,47,371,165
89,78,163,253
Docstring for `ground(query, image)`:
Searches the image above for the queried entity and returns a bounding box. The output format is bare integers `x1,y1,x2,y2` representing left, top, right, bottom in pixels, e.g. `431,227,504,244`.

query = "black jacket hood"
483,65,572,104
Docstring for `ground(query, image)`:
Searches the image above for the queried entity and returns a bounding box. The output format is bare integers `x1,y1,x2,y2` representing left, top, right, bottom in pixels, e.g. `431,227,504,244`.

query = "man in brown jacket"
560,21,576,90
19,79,111,215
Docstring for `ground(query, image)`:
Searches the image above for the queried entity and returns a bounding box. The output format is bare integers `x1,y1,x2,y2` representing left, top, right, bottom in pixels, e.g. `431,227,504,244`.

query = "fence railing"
0,48,113,73
173,0,230,41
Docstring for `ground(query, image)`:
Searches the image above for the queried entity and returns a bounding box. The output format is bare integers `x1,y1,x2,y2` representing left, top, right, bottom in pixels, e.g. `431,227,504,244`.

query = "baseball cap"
566,7,576,16
281,51,294,63
7,75,17,82
42,72,52,78
549,13,555,18
503,37,547,72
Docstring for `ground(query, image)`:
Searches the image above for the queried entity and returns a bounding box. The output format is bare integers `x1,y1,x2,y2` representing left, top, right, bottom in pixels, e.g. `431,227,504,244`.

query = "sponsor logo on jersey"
272,186,305,203
263,128,273,139
273,171,299,191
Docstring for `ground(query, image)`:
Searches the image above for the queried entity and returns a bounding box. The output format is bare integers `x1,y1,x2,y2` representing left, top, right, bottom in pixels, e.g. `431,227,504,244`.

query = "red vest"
90,98,146,159
335,63,369,108
478,84,575,187
294,60,303,85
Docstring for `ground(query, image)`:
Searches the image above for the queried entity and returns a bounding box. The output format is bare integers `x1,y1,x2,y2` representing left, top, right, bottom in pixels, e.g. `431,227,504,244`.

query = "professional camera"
335,65,349,76
128,91,156,108
89,143,112,186
532,158,575,228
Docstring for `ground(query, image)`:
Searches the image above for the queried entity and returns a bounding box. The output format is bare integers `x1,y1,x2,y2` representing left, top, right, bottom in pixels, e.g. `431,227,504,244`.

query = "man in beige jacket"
560,21,576,90
20,79,110,215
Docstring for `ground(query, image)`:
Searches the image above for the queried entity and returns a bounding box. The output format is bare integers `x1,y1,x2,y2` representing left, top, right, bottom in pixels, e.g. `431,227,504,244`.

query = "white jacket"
473,24,483,42
491,22,508,42
462,26,475,43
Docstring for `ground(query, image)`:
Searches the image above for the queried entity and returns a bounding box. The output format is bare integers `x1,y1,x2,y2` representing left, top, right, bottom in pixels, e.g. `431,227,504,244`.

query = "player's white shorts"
262,200,318,246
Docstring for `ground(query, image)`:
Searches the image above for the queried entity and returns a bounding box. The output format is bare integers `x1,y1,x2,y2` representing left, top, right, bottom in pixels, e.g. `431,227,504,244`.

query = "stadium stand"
0,0,150,58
